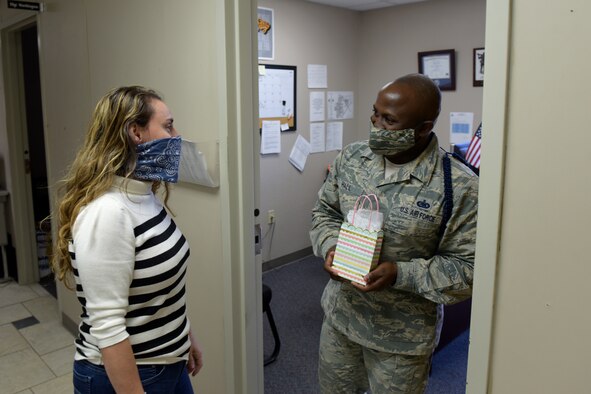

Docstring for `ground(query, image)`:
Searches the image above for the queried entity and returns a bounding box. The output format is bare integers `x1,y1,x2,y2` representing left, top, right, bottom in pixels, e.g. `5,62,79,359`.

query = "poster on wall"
308,64,327,88
449,112,474,145
289,135,311,172
310,91,325,122
257,7,274,60
260,120,282,155
326,122,343,151
327,91,354,120
309,122,326,153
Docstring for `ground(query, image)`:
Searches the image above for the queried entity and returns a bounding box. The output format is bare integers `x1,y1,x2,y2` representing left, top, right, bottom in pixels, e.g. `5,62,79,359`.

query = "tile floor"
0,280,74,394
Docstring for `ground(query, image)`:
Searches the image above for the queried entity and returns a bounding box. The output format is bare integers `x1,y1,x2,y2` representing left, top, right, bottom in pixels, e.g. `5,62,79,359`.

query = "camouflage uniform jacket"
310,134,478,355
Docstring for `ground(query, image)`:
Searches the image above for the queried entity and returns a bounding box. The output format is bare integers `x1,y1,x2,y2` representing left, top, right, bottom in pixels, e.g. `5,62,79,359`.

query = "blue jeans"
73,359,194,394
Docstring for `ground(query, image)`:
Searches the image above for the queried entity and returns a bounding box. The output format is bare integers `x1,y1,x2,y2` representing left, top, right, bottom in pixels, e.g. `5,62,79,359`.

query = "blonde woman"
52,86,203,393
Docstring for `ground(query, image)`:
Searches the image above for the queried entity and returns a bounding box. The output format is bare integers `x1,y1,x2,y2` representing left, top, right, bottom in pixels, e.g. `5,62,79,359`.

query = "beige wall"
257,0,360,263
357,0,486,148
484,0,591,392
258,0,485,264
0,0,258,392
41,3,227,390
48,1,227,391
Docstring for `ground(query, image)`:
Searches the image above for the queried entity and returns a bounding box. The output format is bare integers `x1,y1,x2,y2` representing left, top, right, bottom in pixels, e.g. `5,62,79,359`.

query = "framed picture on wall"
418,49,456,91
257,7,274,60
473,47,485,87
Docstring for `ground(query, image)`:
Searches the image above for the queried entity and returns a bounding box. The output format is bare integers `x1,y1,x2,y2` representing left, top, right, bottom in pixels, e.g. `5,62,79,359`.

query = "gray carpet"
263,255,468,393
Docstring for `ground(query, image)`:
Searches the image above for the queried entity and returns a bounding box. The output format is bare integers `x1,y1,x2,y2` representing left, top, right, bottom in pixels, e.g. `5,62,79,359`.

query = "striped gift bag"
332,194,383,286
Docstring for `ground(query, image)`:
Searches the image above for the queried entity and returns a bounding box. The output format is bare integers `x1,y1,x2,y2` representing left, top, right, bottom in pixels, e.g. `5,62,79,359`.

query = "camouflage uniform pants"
319,320,431,394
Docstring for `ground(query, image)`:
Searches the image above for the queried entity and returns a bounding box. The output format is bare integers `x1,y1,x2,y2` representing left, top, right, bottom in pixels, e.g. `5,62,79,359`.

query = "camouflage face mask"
368,122,416,156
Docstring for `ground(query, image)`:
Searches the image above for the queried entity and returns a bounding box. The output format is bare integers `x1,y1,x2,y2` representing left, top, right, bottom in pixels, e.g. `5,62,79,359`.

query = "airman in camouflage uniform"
310,74,478,393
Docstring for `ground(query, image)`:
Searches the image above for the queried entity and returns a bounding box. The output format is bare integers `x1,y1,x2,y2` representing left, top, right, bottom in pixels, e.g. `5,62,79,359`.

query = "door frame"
466,0,511,392
1,15,41,284
218,0,263,392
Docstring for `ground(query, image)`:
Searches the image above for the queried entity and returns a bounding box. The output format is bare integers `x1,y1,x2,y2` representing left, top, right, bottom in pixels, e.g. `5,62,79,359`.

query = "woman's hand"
101,339,144,394
187,330,203,376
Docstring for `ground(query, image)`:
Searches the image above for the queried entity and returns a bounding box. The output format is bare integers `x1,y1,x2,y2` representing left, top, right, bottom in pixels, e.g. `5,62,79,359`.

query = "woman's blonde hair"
52,86,170,287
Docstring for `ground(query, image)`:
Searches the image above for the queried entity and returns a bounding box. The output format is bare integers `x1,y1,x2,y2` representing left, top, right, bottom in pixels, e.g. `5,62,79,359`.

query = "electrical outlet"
268,210,276,224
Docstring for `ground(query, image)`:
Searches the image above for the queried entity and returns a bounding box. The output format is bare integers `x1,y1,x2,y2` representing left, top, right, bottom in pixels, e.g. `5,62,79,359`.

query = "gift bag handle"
352,194,380,229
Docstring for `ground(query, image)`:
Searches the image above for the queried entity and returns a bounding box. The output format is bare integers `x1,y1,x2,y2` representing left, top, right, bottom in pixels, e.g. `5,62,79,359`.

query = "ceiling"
305,0,430,11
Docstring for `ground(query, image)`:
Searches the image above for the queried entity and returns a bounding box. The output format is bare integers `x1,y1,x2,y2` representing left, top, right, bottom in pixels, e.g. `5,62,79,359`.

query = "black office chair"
263,284,281,366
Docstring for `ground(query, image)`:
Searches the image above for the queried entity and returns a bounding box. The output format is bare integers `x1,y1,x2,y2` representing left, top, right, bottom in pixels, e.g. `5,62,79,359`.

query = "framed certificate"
418,49,456,91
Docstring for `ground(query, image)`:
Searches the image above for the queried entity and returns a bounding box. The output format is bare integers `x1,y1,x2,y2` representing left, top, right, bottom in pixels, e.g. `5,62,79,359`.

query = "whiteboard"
258,64,297,131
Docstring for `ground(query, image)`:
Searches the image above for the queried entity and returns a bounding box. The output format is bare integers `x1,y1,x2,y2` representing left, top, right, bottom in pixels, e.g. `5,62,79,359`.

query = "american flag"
465,123,482,169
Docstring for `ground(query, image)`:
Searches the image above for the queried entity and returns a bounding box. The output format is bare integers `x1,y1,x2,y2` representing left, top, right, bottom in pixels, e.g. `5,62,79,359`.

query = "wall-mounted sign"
7,1,42,11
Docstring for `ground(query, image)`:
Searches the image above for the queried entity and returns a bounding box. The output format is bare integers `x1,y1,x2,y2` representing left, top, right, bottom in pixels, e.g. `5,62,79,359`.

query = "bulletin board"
258,64,297,131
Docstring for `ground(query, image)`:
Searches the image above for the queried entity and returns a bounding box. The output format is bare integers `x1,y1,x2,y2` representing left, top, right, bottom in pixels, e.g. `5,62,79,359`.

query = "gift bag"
332,194,383,286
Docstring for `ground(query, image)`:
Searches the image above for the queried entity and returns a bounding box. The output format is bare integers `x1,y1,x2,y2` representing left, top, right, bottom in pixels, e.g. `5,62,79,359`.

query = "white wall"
258,0,485,264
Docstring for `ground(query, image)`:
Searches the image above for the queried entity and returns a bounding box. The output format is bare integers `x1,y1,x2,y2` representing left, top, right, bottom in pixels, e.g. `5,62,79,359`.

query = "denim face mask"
134,136,182,183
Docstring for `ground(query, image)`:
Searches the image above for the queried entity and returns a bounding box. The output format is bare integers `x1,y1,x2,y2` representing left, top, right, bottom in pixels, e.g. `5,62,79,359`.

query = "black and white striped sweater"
70,176,191,365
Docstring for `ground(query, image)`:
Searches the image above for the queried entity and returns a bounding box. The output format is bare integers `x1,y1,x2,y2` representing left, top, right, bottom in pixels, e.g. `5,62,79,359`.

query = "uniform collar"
360,134,440,186
111,176,153,195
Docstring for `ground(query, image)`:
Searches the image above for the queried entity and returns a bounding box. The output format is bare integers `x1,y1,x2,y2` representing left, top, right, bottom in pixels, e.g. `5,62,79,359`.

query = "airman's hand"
351,261,397,292
323,248,344,282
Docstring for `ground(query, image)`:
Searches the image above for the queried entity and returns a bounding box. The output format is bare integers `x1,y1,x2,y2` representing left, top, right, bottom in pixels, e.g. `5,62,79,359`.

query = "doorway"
1,19,51,290
20,24,52,291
